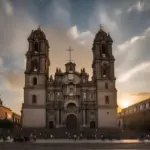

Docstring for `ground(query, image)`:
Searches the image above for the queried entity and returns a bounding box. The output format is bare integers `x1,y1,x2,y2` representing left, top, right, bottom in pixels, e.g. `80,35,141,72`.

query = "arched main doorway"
49,121,54,129
90,121,96,128
66,114,77,129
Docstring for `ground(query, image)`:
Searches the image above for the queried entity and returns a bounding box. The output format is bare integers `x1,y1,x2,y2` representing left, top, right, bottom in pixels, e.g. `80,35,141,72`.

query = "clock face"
68,74,74,80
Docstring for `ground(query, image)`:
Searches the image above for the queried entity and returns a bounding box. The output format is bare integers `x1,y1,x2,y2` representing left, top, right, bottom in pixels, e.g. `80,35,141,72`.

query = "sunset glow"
120,98,131,109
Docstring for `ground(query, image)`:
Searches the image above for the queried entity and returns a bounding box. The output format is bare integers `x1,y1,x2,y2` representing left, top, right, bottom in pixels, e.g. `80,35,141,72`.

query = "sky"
0,0,150,114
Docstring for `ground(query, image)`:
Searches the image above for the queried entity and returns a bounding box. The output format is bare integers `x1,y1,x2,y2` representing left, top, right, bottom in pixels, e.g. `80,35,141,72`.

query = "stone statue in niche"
83,92,86,100
90,93,93,100
57,92,60,100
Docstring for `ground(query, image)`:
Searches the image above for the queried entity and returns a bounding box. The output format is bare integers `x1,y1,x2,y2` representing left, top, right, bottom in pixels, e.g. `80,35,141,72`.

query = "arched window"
33,77,37,85
102,44,106,57
102,64,107,77
32,95,37,104
31,59,38,71
105,83,108,89
34,42,39,52
67,103,76,111
105,96,109,104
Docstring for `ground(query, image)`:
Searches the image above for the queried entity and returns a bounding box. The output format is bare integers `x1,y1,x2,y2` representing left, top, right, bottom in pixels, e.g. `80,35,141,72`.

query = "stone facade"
22,26,117,129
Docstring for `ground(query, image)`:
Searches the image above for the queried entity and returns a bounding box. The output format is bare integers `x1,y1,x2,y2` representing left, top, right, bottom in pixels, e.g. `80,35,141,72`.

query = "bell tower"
92,26,117,128
22,27,50,128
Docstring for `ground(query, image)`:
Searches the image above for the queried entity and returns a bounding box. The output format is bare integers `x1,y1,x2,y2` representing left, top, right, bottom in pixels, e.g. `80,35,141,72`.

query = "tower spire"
37,25,41,30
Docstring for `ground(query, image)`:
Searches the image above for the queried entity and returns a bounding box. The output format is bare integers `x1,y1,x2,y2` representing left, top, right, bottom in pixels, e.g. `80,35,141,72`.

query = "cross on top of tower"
66,46,74,62
100,24,103,30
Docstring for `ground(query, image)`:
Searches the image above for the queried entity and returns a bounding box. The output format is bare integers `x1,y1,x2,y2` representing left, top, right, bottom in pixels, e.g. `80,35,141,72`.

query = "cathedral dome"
28,27,46,41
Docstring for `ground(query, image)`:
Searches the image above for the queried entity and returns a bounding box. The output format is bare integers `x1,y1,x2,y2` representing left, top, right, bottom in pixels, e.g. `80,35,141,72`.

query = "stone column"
56,110,59,128
83,110,86,127
59,109,61,127
110,61,114,79
86,110,89,128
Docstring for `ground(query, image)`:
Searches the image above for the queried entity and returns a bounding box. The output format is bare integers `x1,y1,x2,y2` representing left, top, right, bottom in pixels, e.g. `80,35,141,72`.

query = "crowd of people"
0,130,117,142
2,128,150,142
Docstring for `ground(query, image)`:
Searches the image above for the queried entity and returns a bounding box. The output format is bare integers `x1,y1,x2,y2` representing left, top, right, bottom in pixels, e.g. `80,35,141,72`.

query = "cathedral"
21,26,118,129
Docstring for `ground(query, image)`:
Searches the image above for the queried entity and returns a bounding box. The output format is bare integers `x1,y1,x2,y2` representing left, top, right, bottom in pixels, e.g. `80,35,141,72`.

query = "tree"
0,119,14,129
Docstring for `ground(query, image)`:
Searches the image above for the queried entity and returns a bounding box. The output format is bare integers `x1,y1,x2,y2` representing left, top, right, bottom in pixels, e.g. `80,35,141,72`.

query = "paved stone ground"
36,139,150,143
1,139,149,143
0,142,150,149
0,139,150,149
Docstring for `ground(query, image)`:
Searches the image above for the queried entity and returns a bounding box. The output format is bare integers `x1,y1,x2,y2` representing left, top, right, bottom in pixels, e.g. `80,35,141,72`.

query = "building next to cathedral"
21,26,118,129
0,98,21,125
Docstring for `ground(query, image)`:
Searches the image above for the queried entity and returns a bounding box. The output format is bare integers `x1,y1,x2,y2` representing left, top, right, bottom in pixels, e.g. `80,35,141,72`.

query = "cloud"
117,35,145,52
115,25,150,94
89,6,123,44
67,26,94,45
116,26,150,70
1,0,13,16
99,12,119,33
45,0,71,28
0,1,38,114
3,69,24,90
131,92,150,96
68,26,79,39
127,0,150,13
117,61,150,83
114,9,123,16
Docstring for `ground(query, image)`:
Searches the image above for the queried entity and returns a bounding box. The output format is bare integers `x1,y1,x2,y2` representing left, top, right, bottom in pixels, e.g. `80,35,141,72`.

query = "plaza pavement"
1,138,149,143
1,139,150,149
